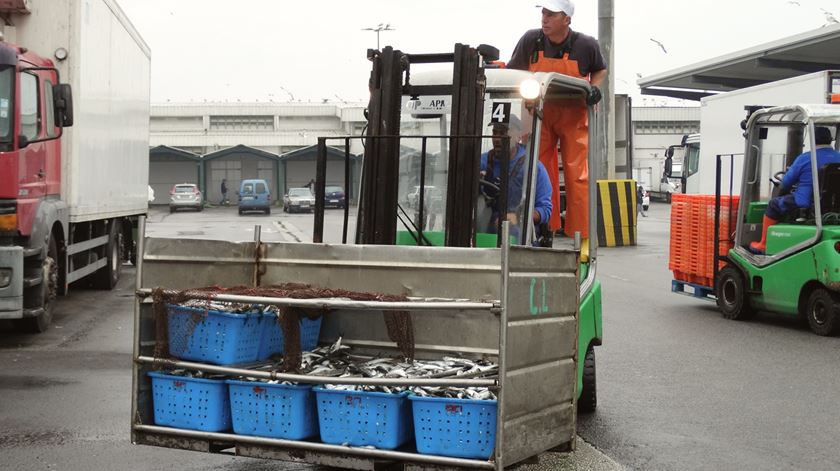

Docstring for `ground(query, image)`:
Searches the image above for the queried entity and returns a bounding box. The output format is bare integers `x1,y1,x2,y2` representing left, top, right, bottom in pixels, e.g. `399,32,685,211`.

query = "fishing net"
151,283,414,371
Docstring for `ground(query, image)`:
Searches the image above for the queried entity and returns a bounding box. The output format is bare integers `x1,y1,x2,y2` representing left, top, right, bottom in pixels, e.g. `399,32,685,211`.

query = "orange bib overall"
529,51,589,239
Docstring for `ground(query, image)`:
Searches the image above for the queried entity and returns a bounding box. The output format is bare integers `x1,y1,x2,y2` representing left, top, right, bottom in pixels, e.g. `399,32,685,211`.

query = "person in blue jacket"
480,114,552,241
750,126,840,254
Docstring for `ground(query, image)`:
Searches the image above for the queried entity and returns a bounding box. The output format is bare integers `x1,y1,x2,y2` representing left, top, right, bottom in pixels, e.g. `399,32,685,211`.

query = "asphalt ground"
0,205,621,471
3,202,839,470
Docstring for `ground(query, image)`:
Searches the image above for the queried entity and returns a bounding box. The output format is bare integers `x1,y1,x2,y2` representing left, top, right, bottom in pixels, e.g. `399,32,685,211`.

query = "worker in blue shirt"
751,126,840,254
480,114,552,242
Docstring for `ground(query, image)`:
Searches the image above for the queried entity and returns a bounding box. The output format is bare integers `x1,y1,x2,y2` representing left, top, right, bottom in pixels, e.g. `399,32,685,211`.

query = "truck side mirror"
664,156,673,178
665,147,674,158
18,134,29,149
53,83,74,127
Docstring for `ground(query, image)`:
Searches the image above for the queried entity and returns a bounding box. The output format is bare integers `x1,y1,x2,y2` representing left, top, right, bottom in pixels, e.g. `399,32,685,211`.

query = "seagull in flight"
822,8,838,24
649,38,667,54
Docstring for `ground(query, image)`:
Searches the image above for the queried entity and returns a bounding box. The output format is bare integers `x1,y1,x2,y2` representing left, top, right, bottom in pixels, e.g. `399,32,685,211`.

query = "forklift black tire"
578,344,597,413
716,265,755,320
93,221,122,290
805,288,840,336
19,237,58,333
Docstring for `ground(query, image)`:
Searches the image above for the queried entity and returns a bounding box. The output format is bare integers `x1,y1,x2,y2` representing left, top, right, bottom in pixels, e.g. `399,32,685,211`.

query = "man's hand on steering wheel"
769,170,785,187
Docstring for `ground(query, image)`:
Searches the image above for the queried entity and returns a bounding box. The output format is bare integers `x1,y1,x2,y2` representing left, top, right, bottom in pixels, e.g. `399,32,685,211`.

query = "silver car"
283,187,316,213
169,183,203,212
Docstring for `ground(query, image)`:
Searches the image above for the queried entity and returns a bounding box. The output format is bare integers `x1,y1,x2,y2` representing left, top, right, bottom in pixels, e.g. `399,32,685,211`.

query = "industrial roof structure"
638,24,840,100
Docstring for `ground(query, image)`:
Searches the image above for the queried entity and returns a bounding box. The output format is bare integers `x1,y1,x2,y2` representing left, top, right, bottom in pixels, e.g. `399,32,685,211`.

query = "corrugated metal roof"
638,24,840,100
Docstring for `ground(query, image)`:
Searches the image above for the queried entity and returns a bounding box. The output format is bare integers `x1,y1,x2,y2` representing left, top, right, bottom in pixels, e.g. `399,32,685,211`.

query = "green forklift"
313,44,604,411
714,105,840,336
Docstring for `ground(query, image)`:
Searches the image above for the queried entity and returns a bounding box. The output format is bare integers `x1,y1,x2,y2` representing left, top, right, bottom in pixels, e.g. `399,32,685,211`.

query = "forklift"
313,44,604,410
714,105,840,336
132,44,605,470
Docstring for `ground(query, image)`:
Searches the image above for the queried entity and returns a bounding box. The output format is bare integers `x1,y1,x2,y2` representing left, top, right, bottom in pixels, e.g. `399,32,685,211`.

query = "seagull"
821,8,838,24
649,38,667,54
787,1,800,6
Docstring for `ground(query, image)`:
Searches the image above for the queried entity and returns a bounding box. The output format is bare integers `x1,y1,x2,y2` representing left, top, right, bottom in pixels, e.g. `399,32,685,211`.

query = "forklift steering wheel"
479,178,500,193
770,170,786,187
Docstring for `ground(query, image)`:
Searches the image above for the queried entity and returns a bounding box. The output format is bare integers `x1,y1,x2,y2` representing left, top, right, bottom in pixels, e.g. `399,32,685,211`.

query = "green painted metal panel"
765,225,818,255
576,280,601,399
746,202,767,224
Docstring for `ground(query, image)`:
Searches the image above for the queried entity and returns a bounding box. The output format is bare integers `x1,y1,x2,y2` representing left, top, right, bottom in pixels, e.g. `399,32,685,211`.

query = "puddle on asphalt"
0,429,75,448
0,375,77,390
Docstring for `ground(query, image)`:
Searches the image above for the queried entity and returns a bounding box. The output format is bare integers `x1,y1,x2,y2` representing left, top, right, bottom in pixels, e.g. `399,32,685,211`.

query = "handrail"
135,288,499,312
136,356,498,388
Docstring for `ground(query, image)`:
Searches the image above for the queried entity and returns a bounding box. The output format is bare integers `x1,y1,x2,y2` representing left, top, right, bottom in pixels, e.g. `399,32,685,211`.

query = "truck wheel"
666,193,672,204
93,221,122,290
578,344,597,413
265,207,271,215
716,266,755,320
805,288,840,336
20,237,58,333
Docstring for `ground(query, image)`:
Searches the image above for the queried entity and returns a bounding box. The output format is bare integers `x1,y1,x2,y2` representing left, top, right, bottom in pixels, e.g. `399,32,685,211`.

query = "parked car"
324,185,346,209
238,179,272,215
637,184,650,211
284,187,316,213
169,183,203,212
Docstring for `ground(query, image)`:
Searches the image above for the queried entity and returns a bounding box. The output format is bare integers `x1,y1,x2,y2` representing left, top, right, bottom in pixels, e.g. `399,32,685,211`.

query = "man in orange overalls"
507,0,606,242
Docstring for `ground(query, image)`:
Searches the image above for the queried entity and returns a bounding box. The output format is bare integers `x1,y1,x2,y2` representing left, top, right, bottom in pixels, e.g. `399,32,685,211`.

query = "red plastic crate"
669,194,739,288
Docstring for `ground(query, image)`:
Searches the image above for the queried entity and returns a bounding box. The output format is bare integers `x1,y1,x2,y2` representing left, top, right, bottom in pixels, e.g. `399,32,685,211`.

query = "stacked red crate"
669,194,740,288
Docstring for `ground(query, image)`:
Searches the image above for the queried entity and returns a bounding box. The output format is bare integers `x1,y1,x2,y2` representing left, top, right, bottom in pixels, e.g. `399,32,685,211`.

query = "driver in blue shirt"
480,114,552,242
750,126,840,254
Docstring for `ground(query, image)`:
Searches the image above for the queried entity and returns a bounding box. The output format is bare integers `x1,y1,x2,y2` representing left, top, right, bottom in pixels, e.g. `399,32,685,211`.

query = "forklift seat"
818,163,840,214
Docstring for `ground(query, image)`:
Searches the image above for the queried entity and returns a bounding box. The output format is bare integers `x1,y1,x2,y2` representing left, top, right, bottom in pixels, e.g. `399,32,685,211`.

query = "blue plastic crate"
409,396,497,460
167,304,265,365
314,387,413,449
258,314,322,361
227,380,318,440
148,372,231,432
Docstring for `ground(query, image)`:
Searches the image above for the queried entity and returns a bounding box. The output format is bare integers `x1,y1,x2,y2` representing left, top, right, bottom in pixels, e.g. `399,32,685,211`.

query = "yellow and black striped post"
595,179,637,247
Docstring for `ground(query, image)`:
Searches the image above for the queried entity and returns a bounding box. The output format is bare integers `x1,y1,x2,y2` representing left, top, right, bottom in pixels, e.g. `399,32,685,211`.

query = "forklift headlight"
519,79,540,100
0,268,11,288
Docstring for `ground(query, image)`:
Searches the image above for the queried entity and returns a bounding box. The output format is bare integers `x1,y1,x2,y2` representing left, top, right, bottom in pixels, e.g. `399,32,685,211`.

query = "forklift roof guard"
746,104,840,128
409,68,591,99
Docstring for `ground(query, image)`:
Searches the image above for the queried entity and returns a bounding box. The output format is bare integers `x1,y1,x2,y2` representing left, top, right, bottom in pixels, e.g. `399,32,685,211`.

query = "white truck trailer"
689,70,840,195
0,0,151,332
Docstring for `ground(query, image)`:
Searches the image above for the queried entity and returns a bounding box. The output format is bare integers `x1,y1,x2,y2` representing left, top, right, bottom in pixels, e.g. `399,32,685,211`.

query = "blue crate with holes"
166,304,265,365
257,314,323,361
226,380,318,440
409,396,497,460
148,372,231,432
314,387,413,449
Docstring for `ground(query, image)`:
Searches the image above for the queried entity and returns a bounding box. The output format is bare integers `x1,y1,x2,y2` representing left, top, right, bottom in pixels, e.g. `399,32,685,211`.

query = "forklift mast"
355,44,496,247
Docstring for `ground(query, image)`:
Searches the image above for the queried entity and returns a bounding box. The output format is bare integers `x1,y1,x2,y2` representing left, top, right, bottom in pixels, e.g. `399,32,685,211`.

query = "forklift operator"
480,115,552,236
750,126,840,254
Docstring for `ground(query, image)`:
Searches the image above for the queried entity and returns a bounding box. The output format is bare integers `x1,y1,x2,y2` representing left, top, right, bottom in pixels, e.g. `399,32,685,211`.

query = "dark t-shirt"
507,28,606,78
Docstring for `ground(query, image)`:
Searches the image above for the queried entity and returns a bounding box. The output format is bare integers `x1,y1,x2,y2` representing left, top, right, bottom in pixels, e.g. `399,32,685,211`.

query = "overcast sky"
117,0,839,106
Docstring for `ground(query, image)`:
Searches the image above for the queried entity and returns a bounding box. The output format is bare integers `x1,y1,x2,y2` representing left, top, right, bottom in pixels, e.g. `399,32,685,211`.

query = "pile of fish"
256,338,498,400
177,299,257,314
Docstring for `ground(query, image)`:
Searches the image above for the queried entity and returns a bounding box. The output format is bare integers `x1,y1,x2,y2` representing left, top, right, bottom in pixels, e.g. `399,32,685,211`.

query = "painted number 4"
491,102,511,124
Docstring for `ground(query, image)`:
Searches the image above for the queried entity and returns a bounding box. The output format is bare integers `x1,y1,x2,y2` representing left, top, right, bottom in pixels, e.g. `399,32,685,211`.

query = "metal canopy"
638,24,840,100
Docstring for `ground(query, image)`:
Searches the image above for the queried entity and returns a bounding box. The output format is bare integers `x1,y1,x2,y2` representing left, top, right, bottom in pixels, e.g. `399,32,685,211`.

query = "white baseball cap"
536,0,574,16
